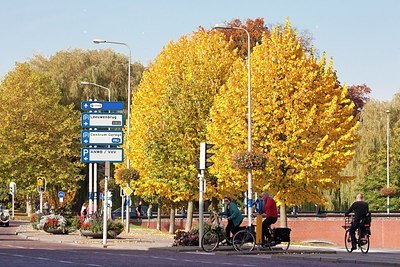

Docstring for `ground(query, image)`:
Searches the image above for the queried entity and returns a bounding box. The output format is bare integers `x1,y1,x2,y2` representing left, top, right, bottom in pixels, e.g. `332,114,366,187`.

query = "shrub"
37,214,68,233
173,229,199,246
379,187,399,197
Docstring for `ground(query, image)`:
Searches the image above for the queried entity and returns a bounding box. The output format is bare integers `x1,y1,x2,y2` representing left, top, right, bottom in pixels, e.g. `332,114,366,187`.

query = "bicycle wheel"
275,240,290,251
201,229,220,252
359,235,370,254
232,229,255,252
344,229,352,253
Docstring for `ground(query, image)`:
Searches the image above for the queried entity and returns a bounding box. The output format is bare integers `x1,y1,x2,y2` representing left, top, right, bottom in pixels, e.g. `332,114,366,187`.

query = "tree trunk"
185,200,193,232
169,204,175,234
280,203,287,227
156,197,162,231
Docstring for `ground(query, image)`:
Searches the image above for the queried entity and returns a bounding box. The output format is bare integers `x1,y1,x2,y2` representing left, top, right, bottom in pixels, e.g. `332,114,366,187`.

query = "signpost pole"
103,176,108,248
11,193,14,220
39,192,43,214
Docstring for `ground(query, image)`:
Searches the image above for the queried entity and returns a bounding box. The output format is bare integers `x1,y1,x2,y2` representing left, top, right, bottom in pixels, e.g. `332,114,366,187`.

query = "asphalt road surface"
0,221,366,267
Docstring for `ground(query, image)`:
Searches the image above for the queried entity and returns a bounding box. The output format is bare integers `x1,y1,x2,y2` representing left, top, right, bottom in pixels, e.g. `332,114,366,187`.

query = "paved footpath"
15,222,400,266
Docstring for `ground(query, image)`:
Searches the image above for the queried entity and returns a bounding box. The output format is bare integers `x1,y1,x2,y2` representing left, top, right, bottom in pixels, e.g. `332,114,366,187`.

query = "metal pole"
103,176,108,248
12,193,14,220
89,163,93,215
94,162,98,213
39,192,43,214
213,25,252,226
199,170,204,249
386,110,390,214
126,194,130,232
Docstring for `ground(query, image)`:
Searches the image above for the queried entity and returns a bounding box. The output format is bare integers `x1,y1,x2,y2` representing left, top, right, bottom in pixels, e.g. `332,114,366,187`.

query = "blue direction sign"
81,113,124,128
81,130,123,145
81,148,124,163
58,191,65,198
81,101,124,111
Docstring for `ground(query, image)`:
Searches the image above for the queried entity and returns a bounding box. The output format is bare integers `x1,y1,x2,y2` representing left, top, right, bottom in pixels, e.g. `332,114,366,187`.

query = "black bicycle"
232,216,291,252
201,211,229,252
343,214,371,254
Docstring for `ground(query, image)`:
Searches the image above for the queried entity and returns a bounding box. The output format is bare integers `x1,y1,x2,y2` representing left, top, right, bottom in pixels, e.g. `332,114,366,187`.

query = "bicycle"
232,215,291,252
201,211,229,252
343,214,371,254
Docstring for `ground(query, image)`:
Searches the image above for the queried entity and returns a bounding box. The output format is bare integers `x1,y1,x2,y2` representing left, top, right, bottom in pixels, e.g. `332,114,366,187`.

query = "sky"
1,0,399,101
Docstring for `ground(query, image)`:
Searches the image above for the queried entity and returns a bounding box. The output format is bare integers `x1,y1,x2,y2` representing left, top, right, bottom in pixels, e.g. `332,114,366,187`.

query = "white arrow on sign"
81,148,124,163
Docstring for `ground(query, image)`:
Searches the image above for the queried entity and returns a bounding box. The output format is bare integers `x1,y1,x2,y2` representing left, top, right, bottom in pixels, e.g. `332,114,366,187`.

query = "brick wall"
134,215,400,249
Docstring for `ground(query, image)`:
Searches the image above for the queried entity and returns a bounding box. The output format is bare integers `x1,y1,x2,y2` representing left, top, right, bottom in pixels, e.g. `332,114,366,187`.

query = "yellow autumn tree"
208,20,359,224
125,30,237,213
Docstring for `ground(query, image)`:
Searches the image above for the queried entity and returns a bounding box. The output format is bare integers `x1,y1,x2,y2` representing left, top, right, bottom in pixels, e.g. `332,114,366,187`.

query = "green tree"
0,63,84,208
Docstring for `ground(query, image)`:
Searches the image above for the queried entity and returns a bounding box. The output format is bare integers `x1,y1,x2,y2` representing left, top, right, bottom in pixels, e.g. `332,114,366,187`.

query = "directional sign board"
81,148,124,163
81,130,123,145
58,191,65,198
81,101,124,111
81,113,124,128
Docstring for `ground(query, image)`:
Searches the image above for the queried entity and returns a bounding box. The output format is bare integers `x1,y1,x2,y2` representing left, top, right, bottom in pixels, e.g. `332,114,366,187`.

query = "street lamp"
80,81,111,101
213,24,252,227
94,38,132,233
93,39,131,169
386,110,390,214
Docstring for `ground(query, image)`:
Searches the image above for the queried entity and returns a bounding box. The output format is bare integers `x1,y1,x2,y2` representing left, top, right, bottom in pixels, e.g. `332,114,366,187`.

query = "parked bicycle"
232,215,291,252
201,211,228,252
343,214,371,254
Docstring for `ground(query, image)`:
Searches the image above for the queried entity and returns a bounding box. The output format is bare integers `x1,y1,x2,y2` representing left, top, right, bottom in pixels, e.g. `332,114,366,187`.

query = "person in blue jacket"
219,196,244,244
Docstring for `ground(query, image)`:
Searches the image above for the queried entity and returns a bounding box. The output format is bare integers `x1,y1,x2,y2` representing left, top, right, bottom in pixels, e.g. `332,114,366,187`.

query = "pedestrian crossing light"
199,142,214,170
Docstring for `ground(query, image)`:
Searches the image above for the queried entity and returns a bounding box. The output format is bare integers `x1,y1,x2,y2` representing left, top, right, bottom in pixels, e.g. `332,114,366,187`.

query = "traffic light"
9,182,16,195
199,142,214,170
37,177,46,193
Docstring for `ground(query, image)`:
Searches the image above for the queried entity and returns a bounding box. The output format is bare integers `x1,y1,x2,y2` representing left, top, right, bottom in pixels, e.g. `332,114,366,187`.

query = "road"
0,221,378,267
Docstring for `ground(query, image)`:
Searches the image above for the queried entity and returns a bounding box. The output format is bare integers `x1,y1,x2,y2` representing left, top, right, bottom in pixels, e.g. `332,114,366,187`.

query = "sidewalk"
15,222,400,266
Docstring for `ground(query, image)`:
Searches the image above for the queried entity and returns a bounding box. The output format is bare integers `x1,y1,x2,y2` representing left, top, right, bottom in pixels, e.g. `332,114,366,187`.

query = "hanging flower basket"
232,150,267,171
115,168,139,182
379,187,399,197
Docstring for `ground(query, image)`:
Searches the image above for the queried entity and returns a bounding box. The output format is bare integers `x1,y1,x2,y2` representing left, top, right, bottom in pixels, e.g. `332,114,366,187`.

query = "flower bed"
79,215,123,239
37,214,68,234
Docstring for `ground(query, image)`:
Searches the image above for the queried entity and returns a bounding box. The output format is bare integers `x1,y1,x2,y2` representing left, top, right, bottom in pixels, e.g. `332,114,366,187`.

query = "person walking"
345,193,369,252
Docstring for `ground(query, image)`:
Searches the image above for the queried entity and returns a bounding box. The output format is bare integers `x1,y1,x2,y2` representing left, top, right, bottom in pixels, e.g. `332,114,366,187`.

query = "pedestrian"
80,202,87,218
147,204,153,227
345,193,370,252
315,204,321,215
181,206,187,219
136,201,142,217
43,200,50,215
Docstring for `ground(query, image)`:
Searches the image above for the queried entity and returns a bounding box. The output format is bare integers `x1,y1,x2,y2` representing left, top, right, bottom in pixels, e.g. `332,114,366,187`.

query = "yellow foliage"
207,20,358,205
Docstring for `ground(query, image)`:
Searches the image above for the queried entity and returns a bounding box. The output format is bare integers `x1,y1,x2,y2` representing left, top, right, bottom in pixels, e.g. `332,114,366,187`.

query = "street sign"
81,113,124,128
81,130,123,145
9,182,16,195
81,148,124,163
123,186,133,196
81,101,124,111
58,191,65,198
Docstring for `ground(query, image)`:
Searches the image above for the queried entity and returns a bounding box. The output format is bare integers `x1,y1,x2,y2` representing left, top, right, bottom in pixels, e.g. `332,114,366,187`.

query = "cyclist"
219,196,243,244
345,193,369,252
261,192,278,245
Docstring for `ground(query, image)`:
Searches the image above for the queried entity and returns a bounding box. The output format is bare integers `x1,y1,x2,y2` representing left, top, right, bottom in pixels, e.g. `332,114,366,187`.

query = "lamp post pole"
213,24,252,227
386,110,390,214
94,39,132,233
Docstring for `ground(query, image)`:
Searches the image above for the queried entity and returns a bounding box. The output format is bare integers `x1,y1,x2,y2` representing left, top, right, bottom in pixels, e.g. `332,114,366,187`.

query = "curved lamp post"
80,81,111,101
93,39,132,235
213,24,252,227
93,39,131,170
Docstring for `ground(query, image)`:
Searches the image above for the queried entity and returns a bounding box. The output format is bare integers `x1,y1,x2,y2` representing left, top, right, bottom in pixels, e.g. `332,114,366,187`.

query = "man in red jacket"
261,192,278,244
